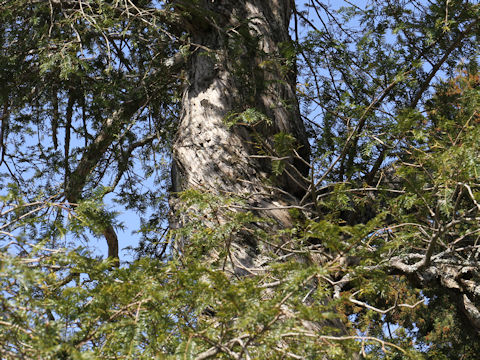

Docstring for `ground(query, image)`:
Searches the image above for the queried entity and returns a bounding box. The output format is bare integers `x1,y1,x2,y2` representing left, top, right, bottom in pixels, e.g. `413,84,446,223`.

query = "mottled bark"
167,4,357,355
171,1,310,256
170,0,312,282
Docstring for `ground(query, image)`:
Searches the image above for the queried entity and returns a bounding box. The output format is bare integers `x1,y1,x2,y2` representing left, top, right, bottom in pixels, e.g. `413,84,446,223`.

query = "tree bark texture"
171,0,310,272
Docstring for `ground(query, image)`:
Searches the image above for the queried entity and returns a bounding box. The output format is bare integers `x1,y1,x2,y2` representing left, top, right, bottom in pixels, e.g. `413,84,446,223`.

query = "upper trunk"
171,0,309,231
168,2,351,350
171,0,311,273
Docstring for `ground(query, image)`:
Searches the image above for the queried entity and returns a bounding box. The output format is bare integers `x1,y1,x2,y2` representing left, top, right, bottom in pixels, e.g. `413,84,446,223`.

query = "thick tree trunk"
171,0,310,270
169,4,357,357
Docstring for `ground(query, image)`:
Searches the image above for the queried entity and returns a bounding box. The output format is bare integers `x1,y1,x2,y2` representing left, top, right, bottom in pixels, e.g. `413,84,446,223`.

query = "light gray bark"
168,3,354,357
170,0,311,271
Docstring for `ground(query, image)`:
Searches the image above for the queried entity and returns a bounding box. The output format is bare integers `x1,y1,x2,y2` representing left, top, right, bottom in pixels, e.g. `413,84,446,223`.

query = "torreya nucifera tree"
170,0,311,280
1,0,480,358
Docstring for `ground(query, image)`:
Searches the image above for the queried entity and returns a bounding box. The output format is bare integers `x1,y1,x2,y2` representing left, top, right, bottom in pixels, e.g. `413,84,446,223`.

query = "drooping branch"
0,100,8,166
64,102,147,260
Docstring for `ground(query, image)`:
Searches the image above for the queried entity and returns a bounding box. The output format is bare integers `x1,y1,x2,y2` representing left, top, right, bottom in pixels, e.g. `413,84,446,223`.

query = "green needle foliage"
1,0,480,358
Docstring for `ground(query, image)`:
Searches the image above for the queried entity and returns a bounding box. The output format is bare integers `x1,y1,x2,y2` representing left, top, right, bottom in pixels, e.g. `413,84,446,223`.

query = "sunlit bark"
171,0,310,271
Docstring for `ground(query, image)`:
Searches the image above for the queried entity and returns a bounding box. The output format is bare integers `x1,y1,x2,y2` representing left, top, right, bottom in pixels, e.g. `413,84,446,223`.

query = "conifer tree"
1,0,480,358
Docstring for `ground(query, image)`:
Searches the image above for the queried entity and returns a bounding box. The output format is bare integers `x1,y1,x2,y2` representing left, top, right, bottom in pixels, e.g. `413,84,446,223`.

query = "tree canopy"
1,0,480,358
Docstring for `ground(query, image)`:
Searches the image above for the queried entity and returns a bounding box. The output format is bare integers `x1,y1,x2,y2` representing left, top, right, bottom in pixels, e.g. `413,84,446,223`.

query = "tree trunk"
169,5,357,357
171,0,310,271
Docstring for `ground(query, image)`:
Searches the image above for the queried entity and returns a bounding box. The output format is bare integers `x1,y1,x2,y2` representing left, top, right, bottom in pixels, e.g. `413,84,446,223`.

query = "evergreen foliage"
1,0,480,358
